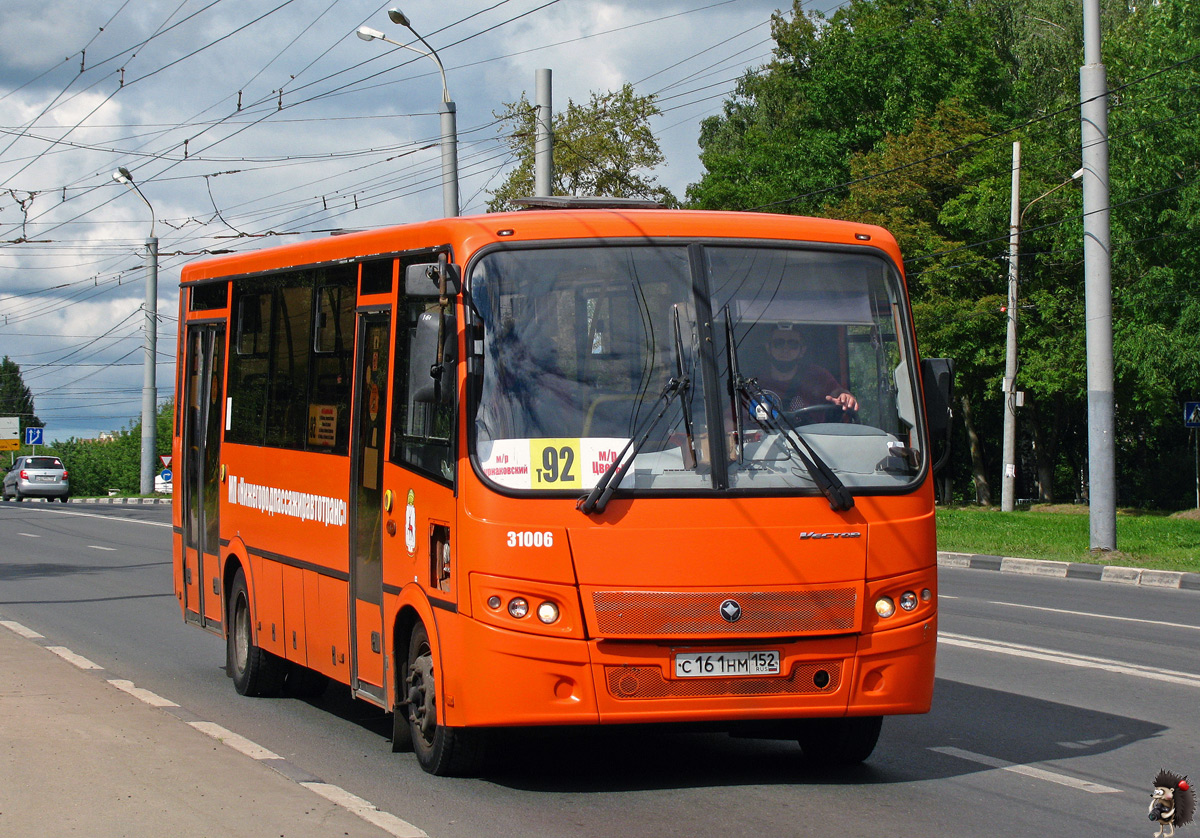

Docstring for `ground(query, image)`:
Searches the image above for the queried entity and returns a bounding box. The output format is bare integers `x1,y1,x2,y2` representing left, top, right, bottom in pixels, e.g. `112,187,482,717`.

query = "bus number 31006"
507,531,554,548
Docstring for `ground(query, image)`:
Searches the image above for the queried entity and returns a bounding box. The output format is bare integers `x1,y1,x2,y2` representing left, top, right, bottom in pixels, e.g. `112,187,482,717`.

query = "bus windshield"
468,241,922,496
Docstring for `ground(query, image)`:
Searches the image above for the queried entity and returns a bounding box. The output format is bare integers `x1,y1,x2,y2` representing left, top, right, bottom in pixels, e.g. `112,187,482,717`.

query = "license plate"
674,650,781,678
34,475,56,482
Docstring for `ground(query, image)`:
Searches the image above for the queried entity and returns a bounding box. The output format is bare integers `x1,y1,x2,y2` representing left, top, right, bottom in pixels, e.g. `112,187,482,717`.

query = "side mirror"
920,357,955,472
410,310,456,405
404,261,460,298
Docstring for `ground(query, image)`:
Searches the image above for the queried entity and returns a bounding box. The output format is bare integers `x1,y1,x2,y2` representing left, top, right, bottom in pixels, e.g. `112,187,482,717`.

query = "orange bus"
173,199,953,776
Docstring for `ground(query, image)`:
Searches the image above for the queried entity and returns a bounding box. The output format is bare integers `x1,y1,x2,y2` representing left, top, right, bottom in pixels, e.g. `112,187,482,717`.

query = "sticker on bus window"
479,438,628,490
308,404,338,447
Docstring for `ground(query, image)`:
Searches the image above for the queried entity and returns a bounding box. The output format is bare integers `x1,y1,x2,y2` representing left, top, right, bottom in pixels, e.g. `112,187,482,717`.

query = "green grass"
935,506,1200,574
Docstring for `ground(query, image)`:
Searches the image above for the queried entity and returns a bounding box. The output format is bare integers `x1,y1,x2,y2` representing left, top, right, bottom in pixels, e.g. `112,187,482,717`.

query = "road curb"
938,551,1200,591
72,497,172,505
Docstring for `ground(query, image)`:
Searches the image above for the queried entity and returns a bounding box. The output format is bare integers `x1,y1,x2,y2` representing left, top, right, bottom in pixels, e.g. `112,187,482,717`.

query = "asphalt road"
1,501,1196,837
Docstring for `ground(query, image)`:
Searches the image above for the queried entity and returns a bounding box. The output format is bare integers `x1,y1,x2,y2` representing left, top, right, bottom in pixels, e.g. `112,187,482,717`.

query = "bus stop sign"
1186,402,1200,429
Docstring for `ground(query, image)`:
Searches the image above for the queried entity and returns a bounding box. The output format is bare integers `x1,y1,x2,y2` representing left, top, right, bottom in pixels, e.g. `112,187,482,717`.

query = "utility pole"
1001,142,1020,512
1080,0,1116,550
534,69,553,197
112,167,158,496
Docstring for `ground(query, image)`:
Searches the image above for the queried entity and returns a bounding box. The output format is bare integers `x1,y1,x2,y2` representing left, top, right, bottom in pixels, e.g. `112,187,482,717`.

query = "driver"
755,324,858,416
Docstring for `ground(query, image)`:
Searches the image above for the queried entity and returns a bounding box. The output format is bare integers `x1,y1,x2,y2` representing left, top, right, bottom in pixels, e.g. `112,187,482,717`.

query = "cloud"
0,0,822,441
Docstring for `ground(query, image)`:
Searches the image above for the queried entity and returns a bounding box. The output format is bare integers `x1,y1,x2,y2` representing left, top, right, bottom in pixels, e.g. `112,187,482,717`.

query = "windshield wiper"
723,310,853,512
742,376,854,511
673,305,697,467
577,375,689,515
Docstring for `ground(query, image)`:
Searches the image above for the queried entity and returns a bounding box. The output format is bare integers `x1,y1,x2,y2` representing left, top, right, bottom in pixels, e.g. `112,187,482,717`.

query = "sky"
0,0,841,443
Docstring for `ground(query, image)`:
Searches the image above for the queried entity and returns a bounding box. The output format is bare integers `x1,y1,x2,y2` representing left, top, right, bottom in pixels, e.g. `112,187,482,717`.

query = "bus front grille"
590,588,858,637
604,661,842,700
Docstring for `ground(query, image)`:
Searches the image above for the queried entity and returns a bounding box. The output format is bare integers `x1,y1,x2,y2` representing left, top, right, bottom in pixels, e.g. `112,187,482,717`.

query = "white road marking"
45,646,103,670
89,545,117,551
108,679,178,707
300,782,429,838
18,532,40,537
3,505,172,528
0,620,43,639
976,600,1200,632
929,746,1122,794
188,721,282,760
940,632,1200,689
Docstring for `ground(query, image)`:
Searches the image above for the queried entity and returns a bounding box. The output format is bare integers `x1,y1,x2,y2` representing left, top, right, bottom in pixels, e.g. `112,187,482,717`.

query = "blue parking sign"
24,426,43,446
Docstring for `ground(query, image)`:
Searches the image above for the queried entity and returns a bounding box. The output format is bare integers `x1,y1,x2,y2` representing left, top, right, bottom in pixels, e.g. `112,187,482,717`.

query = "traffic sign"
1186,402,1200,429
0,417,17,452
160,455,172,468
24,426,44,446
160,468,173,483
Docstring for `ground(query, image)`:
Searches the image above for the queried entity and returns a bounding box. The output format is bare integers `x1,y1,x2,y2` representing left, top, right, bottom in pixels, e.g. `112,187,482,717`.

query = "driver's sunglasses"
770,337,802,350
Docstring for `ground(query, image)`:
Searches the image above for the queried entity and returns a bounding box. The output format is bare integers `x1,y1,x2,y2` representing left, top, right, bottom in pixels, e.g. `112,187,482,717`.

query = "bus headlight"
875,596,896,618
899,591,918,611
508,597,529,619
536,601,560,624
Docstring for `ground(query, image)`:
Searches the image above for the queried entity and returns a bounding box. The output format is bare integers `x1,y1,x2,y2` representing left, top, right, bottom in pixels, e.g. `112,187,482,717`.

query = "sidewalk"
0,622,420,837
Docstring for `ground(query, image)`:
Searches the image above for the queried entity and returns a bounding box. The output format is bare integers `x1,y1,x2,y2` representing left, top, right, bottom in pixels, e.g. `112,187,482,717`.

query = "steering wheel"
783,403,859,426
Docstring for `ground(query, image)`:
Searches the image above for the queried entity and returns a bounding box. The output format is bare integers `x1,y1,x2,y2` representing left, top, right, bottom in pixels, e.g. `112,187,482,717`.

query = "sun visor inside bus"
404,262,461,298
730,277,872,326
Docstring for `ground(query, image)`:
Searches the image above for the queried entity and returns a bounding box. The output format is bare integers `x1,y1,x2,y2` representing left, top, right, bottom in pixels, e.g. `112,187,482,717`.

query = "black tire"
226,568,286,697
796,716,883,766
13,488,22,502
59,495,69,503
404,622,486,776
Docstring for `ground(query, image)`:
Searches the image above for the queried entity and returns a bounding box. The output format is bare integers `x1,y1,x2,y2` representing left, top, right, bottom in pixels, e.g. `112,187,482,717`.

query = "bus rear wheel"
404,622,486,776
227,568,286,697
795,716,882,766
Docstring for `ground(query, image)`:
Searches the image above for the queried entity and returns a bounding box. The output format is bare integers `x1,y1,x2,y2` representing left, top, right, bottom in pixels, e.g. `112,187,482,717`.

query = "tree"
687,0,1200,508
487,84,676,212
0,355,40,434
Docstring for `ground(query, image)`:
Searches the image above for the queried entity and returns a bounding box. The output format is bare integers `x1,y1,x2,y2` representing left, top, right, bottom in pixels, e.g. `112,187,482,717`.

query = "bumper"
445,612,936,728
10,480,69,498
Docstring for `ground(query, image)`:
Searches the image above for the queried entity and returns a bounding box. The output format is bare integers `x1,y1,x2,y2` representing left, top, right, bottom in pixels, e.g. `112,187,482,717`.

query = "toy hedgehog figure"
1149,770,1194,838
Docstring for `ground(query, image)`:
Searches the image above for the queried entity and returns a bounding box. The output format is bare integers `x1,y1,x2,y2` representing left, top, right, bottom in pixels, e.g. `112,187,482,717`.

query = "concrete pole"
439,101,459,217
535,69,553,197
1080,0,1116,550
1001,142,1021,512
140,236,159,495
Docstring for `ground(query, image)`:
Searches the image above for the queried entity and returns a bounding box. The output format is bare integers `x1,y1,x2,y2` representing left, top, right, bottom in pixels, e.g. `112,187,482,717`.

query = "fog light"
536,601,560,624
508,597,529,618
875,596,896,618
899,591,918,611
921,588,932,602
487,595,502,610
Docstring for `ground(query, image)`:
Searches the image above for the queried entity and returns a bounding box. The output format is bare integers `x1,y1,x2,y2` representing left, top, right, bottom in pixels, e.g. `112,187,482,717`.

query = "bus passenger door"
349,312,389,703
182,325,225,630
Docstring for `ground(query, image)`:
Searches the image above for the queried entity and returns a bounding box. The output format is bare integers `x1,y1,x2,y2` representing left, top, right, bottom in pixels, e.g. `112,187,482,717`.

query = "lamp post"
1000,156,1083,512
357,8,459,218
111,167,159,496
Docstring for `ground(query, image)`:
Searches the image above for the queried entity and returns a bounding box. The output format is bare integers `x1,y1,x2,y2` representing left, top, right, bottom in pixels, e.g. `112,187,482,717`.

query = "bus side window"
391,298,456,485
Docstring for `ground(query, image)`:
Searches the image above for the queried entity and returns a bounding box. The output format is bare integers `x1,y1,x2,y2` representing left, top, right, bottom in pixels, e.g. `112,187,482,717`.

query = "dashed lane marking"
45,646,102,670
929,746,1122,794
940,632,1200,689
108,679,178,707
0,620,43,639
1,618,425,837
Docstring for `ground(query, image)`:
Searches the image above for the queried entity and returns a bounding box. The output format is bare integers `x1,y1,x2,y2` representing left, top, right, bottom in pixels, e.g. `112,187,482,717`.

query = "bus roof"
179,208,902,284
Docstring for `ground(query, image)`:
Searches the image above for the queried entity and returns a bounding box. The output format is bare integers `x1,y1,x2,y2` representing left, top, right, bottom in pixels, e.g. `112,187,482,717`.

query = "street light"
1000,156,1083,511
112,166,159,496
357,8,459,217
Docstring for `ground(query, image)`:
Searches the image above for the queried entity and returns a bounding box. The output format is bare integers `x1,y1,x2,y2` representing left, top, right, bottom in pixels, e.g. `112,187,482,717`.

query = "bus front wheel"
227,568,286,697
404,622,486,776
795,716,882,766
